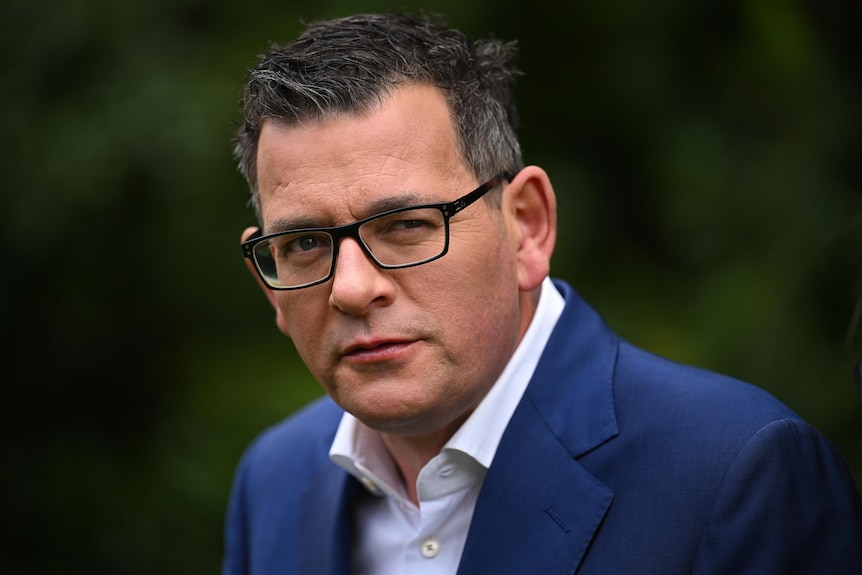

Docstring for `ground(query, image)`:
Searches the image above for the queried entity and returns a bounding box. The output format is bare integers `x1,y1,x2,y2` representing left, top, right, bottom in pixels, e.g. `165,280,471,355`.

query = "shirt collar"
329,277,565,498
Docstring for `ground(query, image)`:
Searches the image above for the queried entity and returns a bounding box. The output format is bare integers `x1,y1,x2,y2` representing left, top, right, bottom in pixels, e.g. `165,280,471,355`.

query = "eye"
379,216,439,240
393,219,428,231
290,235,321,252
274,232,331,258
363,208,444,244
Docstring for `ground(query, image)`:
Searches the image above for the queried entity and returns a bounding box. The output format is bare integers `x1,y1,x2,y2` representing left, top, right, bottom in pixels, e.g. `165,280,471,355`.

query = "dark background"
3,0,860,572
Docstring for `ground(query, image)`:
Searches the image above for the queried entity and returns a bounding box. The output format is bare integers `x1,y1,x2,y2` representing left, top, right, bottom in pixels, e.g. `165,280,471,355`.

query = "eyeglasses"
242,173,514,290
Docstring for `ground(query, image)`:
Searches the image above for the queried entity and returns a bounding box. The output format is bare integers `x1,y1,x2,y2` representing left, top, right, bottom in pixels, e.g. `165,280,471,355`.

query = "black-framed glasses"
241,172,514,290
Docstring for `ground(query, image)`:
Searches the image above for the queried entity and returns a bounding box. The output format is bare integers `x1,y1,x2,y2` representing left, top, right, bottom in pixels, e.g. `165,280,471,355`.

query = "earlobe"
505,167,557,291
241,226,292,338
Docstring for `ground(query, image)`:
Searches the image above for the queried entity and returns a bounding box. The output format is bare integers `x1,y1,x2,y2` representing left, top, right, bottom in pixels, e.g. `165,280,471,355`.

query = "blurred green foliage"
2,0,860,572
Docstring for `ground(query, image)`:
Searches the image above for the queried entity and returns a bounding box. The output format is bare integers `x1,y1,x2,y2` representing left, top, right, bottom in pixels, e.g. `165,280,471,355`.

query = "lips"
341,338,416,362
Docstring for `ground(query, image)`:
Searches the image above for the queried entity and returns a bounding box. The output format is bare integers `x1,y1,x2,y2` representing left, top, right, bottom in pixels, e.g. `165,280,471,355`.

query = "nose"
328,237,395,315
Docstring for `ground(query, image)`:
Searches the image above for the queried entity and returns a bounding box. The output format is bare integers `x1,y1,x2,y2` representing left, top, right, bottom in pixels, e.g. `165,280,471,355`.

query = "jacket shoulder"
614,341,800,431
239,396,344,483
223,398,347,574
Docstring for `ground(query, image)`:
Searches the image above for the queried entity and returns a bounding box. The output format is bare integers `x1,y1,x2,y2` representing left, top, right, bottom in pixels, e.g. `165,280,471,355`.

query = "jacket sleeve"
693,418,862,574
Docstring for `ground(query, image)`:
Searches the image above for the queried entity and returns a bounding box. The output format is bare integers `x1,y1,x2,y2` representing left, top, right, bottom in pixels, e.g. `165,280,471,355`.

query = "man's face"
251,85,528,439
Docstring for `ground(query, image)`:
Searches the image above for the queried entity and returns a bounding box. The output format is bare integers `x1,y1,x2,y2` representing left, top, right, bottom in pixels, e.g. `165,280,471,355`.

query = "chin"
349,403,446,435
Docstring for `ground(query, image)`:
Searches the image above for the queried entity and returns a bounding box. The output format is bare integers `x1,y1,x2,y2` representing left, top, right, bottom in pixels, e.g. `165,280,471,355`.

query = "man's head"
235,12,523,221
236,13,556,443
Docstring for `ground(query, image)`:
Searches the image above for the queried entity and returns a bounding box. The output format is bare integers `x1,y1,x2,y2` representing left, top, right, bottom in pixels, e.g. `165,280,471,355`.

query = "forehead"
255,85,475,230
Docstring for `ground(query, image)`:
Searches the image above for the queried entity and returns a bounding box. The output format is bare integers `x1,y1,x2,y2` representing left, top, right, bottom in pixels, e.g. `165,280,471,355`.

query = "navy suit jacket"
223,280,862,574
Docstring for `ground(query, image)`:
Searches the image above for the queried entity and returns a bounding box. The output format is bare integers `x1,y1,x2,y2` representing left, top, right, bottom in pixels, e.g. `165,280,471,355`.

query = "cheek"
273,293,322,343
433,248,521,355
274,306,292,338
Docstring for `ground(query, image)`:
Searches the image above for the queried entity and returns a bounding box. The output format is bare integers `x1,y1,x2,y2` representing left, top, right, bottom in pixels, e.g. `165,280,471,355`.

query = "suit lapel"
458,281,620,574
457,398,613,574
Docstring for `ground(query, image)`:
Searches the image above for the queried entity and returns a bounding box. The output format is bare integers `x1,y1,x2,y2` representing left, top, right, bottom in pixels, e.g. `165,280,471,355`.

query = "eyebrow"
265,191,432,233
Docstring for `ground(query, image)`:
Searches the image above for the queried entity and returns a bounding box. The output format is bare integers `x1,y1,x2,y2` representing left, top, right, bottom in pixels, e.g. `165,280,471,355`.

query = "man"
224,12,862,574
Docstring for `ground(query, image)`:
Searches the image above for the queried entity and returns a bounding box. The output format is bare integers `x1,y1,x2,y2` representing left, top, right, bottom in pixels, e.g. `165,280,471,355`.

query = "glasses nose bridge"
329,219,380,271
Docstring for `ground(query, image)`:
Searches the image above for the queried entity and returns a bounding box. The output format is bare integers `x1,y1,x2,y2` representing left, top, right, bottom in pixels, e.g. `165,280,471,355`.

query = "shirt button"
420,539,440,558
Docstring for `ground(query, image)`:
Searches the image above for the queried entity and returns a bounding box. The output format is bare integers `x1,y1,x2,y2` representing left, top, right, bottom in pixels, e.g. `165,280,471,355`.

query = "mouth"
341,338,417,363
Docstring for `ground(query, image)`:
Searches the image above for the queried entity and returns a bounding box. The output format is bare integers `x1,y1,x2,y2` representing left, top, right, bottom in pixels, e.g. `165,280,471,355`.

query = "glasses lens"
254,231,334,288
360,207,447,267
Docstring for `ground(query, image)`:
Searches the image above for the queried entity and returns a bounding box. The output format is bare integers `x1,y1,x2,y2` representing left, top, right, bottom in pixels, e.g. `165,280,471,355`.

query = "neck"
379,416,466,506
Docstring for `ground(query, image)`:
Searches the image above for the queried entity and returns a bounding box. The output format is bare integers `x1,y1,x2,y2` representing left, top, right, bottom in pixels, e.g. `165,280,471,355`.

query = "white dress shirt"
329,277,565,574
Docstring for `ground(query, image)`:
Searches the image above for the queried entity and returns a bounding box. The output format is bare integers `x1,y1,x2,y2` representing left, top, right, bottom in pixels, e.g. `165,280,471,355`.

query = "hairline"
247,80,503,217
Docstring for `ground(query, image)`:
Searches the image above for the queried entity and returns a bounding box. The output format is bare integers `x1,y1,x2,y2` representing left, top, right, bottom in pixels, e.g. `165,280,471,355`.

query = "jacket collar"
527,280,620,457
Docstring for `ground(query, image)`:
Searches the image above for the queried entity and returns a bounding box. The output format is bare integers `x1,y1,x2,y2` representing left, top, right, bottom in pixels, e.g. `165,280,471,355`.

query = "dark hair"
234,12,523,219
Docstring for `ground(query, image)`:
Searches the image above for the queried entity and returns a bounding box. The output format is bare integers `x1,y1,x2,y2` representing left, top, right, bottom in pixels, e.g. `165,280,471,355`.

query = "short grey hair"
234,12,523,219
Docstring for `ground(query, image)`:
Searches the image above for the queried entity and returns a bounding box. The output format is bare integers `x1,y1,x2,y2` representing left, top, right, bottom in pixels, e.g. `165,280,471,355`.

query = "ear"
503,166,557,292
241,226,292,338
